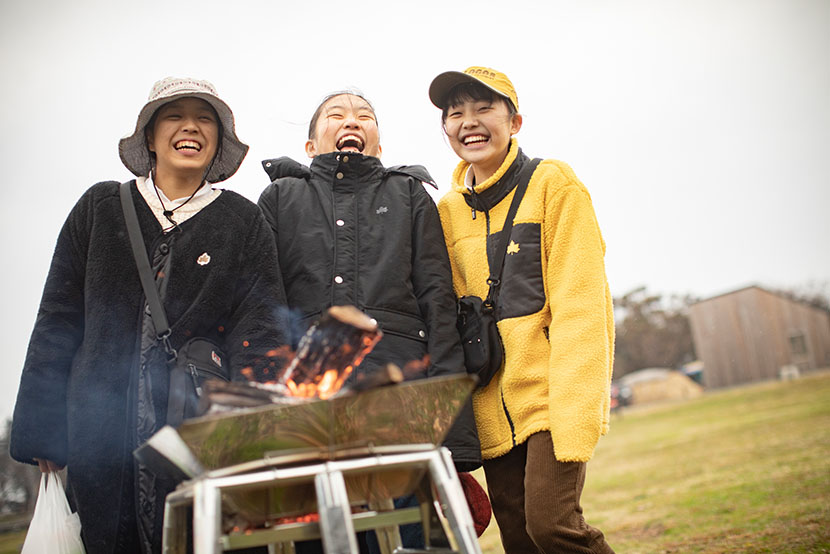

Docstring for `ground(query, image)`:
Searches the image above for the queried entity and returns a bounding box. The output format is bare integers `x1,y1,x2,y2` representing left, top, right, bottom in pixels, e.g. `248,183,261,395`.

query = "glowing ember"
276,306,381,400
234,307,384,401
284,365,354,400
273,512,320,524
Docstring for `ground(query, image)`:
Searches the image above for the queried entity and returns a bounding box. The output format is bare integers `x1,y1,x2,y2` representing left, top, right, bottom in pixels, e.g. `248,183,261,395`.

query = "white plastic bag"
21,472,86,554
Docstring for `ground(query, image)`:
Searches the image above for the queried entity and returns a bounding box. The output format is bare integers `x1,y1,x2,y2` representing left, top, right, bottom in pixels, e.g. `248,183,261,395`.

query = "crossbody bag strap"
485,158,542,306
119,181,176,360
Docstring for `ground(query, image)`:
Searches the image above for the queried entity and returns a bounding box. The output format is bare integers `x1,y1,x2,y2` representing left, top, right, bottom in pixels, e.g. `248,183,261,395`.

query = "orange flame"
284,366,353,400
239,314,384,400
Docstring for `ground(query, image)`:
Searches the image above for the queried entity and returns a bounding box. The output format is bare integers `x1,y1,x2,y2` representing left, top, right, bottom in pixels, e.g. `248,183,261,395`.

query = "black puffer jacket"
259,153,481,471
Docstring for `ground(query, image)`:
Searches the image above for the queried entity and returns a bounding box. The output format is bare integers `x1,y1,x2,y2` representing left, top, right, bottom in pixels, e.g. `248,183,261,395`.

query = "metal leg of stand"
410,475,451,550
314,465,358,554
428,449,482,554
366,497,402,554
162,496,186,554
193,479,223,554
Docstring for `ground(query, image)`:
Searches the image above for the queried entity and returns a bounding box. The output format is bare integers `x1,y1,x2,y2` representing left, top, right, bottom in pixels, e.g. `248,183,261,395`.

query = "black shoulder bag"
119,182,228,427
456,158,541,388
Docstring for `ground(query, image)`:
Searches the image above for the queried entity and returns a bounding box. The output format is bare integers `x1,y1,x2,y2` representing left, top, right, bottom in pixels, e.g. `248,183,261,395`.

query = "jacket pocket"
364,307,428,343
492,222,545,320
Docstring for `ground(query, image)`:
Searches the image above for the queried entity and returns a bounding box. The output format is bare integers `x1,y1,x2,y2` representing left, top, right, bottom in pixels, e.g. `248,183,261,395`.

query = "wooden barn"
688,286,830,388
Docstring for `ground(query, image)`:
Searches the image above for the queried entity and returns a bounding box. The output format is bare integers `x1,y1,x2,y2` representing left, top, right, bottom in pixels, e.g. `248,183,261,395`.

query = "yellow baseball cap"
429,66,519,112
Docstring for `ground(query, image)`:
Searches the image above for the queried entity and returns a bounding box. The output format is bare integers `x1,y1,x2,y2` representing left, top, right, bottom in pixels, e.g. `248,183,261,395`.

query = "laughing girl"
431,66,616,553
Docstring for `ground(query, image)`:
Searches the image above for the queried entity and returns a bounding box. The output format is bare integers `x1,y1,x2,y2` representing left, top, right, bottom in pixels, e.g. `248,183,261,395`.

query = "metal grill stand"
162,445,483,554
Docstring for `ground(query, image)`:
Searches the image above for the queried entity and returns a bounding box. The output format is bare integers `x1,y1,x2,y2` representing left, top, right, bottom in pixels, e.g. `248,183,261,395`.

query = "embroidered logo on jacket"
197,253,211,266
376,206,388,215
507,240,520,255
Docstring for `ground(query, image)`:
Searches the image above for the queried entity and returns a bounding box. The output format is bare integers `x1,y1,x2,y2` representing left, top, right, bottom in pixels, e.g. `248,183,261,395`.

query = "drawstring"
153,181,202,227
151,159,215,228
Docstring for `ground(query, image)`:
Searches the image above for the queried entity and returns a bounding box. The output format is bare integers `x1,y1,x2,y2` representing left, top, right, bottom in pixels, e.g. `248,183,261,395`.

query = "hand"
34,458,64,473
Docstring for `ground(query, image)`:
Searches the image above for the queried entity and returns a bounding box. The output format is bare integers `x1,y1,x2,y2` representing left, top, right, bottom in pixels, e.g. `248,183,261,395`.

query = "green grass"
475,370,830,553
0,530,24,554
4,372,828,553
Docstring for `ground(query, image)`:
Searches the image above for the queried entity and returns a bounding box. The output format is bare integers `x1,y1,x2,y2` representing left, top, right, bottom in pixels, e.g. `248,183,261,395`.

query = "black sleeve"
257,182,280,249
409,182,482,472
224,206,290,383
10,189,94,467
409,184,465,377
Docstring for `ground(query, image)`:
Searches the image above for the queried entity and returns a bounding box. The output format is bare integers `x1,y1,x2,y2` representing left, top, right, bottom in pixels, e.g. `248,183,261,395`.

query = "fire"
284,364,355,400
401,355,430,380
238,307,386,400
278,313,381,400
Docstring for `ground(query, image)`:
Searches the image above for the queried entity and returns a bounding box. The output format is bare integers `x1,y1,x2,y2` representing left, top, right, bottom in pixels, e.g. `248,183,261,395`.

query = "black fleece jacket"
10,181,287,553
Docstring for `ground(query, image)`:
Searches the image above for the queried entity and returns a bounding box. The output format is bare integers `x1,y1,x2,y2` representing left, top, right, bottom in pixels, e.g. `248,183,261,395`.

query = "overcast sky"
1,0,828,420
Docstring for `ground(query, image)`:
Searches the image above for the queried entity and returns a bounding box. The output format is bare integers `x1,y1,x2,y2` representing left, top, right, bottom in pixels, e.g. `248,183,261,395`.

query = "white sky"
1,0,828,420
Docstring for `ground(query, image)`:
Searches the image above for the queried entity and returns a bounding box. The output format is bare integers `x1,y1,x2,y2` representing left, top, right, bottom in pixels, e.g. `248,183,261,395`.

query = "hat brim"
428,71,512,110
118,92,249,183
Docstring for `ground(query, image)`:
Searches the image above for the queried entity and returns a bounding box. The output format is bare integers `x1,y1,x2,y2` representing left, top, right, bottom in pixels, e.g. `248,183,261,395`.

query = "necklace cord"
150,145,217,227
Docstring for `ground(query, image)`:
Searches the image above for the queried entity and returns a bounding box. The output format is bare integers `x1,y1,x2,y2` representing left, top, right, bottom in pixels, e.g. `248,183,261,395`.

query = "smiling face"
305,94,381,158
444,94,522,185
146,97,219,182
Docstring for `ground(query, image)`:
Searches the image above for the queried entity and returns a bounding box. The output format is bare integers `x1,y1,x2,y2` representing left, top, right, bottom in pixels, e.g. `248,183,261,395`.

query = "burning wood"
200,362,406,414
279,305,382,399
348,363,404,392
198,379,302,414
198,306,386,413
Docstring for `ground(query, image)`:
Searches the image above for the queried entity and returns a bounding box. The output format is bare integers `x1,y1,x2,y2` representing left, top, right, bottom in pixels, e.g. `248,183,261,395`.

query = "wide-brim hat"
429,66,519,112
119,77,249,183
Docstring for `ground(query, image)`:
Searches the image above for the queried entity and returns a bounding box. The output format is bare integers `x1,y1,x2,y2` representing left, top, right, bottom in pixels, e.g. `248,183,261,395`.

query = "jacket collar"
261,152,386,183
451,139,529,212
261,156,310,181
310,151,385,183
262,153,438,189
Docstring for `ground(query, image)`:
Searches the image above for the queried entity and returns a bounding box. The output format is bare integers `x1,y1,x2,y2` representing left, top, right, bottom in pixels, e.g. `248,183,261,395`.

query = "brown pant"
482,432,614,554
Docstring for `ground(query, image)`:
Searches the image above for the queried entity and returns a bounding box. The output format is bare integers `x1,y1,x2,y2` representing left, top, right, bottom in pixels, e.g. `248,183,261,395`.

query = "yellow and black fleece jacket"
437,139,614,462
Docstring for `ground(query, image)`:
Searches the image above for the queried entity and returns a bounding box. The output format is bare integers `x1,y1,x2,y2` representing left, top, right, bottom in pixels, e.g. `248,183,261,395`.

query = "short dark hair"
440,82,517,123
308,90,378,140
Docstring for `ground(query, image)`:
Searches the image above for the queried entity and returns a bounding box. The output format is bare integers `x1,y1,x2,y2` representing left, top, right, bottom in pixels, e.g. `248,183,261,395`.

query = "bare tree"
613,287,697,378
771,280,830,313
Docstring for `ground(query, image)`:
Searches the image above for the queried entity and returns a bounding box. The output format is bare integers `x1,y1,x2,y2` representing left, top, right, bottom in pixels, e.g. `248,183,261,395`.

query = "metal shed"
688,286,830,388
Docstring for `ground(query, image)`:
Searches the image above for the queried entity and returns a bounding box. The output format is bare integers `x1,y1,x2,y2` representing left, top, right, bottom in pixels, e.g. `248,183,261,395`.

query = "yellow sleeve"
542,168,614,462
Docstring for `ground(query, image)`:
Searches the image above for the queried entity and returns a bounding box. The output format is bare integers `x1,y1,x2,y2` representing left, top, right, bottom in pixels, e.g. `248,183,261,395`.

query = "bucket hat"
429,66,519,112
119,77,248,183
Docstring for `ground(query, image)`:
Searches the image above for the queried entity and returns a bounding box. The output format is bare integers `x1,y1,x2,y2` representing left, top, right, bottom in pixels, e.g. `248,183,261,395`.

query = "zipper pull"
471,207,477,220
189,364,203,397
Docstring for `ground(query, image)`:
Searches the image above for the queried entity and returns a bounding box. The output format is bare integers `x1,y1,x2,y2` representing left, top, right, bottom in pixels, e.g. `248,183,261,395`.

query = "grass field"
475,370,830,553
3,371,828,553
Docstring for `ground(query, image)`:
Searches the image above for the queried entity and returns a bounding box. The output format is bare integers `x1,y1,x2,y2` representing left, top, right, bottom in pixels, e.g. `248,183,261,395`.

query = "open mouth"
336,134,364,153
175,140,202,152
462,134,489,146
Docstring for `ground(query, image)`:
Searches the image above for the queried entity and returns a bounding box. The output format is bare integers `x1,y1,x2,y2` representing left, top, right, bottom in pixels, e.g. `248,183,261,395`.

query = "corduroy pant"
482,431,614,553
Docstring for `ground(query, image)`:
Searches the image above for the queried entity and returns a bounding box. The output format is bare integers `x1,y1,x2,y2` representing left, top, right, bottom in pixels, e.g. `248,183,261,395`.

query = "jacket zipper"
500,387,517,447
486,204,516,446
480,198,516,446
